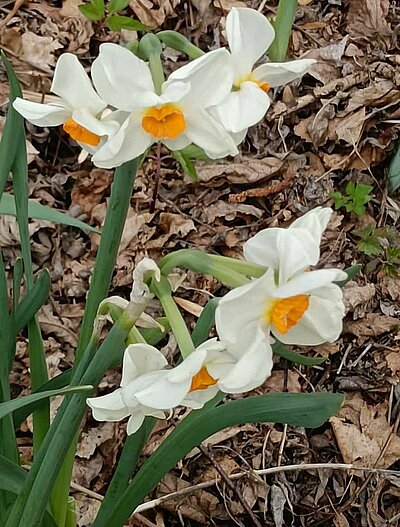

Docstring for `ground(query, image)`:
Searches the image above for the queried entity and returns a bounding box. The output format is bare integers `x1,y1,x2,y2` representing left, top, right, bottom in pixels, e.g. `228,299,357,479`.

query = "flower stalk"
268,0,298,62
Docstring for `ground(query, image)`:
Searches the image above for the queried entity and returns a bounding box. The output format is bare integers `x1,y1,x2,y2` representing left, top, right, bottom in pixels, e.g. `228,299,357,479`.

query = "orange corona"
265,295,310,334
142,104,186,139
190,367,217,392
63,118,101,147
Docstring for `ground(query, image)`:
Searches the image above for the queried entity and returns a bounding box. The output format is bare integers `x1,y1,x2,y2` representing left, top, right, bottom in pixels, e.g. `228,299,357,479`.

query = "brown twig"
198,445,263,527
150,142,162,214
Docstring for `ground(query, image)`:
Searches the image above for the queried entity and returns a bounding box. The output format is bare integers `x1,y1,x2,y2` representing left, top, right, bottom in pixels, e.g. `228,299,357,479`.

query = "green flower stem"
150,276,194,358
156,31,204,59
75,159,139,364
208,255,266,278
51,159,139,527
64,498,76,527
158,249,250,287
126,326,147,345
6,304,144,527
139,34,164,94
268,0,298,62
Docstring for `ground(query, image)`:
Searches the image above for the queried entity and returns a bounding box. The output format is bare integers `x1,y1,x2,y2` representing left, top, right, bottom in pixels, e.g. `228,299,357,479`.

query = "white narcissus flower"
87,344,169,435
89,44,238,168
13,54,122,164
87,336,273,434
216,208,346,347
211,7,316,134
135,337,273,412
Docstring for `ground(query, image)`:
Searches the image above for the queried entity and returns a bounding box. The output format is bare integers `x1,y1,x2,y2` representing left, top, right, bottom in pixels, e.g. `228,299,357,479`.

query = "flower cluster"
13,8,314,169
87,208,346,435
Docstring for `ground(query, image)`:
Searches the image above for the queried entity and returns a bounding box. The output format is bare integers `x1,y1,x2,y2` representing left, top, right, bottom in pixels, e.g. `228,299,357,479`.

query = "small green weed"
331,181,374,216
79,0,147,31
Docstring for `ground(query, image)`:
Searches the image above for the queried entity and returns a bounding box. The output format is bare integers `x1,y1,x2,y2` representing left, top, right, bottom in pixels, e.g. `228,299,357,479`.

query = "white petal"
216,269,276,354
243,228,281,267
71,108,120,140
166,48,233,108
92,43,158,111
92,114,152,169
86,389,130,421
211,81,271,134
226,7,275,80
163,133,191,152
121,343,167,387
182,385,219,409
167,348,207,383
276,229,322,282
185,108,238,158
218,338,273,393
290,207,332,248
51,54,105,115
274,268,347,298
126,412,145,435
253,59,316,88
159,81,190,104
121,370,168,407
13,98,71,127
274,284,344,345
135,374,191,409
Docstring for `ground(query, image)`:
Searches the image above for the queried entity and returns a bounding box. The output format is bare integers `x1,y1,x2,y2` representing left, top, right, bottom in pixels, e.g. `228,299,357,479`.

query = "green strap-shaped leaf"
13,269,50,335
12,370,72,429
93,392,345,527
0,193,99,233
0,456,57,527
0,385,93,421
272,341,326,366
192,297,219,347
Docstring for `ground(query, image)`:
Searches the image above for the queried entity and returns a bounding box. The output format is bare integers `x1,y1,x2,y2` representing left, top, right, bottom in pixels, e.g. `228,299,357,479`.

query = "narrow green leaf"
94,418,155,525
94,392,344,527
12,370,72,428
12,258,23,310
0,52,23,201
334,264,363,287
107,0,130,13
78,3,104,21
0,455,26,495
0,193,99,233
14,270,50,334
388,142,400,194
172,150,199,181
0,385,93,421
191,298,219,347
0,456,58,527
106,15,147,31
272,341,326,366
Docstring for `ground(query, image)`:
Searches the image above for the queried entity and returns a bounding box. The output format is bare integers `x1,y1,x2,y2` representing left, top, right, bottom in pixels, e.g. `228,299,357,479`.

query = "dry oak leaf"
157,474,220,524
70,169,113,216
346,0,393,47
196,158,283,184
330,393,400,468
129,0,180,28
342,281,375,315
344,314,399,338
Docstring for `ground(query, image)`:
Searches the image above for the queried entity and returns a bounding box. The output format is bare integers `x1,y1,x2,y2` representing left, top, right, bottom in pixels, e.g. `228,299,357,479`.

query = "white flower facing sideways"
210,7,316,134
87,336,273,435
13,54,121,165
216,208,347,347
89,44,238,168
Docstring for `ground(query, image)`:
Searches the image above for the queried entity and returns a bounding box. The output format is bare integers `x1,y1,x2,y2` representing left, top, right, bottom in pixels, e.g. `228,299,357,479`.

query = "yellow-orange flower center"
190,367,217,392
142,103,186,139
265,295,310,335
234,75,270,93
63,118,101,147
254,80,270,93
